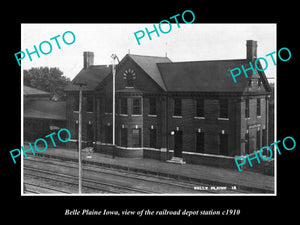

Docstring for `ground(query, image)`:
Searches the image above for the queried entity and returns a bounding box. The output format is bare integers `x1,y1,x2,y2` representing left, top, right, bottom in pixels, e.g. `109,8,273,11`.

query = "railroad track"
27,157,199,192
24,182,71,194
24,166,154,194
24,156,247,194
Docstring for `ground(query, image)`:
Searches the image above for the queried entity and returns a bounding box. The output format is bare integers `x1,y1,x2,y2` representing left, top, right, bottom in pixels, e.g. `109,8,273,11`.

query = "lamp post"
74,81,86,194
111,54,119,159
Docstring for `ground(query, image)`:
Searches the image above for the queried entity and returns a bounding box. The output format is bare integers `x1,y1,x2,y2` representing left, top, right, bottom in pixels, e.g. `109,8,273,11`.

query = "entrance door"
87,123,94,147
174,130,183,157
249,128,256,152
262,128,267,146
219,133,228,156
120,128,128,147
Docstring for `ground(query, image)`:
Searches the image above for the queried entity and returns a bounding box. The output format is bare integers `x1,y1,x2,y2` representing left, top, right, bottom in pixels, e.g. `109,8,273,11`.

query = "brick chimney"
246,40,257,61
83,51,94,68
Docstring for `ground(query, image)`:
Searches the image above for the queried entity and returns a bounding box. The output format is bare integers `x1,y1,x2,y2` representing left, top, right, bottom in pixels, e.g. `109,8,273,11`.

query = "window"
132,98,141,115
73,96,79,111
96,98,101,113
127,74,133,87
105,98,112,113
196,132,205,153
219,133,228,155
120,128,127,147
132,128,141,147
105,125,112,144
258,78,262,88
245,99,250,118
219,99,228,118
149,97,156,115
248,80,252,88
86,97,93,112
149,128,157,148
174,99,182,116
124,69,136,87
256,129,261,149
196,99,204,117
120,98,127,114
245,132,250,154
262,128,267,147
257,98,261,116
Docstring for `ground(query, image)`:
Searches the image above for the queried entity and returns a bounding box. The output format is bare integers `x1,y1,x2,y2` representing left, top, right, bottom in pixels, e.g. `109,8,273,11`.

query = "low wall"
144,148,237,169
67,143,239,169
95,144,143,158
143,148,171,161
183,153,237,169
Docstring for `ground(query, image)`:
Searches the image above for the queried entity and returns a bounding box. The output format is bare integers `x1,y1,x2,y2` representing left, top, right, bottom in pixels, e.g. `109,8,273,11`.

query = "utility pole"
111,54,119,159
74,81,86,194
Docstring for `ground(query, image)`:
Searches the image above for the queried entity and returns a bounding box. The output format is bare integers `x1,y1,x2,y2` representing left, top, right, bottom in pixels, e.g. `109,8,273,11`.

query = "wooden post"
111,54,119,159
78,87,83,193
74,82,86,194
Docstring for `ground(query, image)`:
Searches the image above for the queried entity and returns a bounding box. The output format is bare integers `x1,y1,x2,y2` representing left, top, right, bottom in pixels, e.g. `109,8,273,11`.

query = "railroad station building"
65,40,272,168
24,85,66,144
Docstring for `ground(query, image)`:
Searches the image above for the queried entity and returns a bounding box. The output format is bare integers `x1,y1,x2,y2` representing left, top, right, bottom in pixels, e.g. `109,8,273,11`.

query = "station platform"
23,144,275,194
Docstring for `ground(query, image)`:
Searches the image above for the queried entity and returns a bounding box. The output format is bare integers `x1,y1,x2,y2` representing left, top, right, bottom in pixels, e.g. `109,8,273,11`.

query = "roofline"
157,58,249,65
166,91,271,96
65,64,112,92
157,64,168,91
24,86,51,96
255,60,272,93
125,54,167,92
24,94,50,97
127,53,171,61
24,116,66,121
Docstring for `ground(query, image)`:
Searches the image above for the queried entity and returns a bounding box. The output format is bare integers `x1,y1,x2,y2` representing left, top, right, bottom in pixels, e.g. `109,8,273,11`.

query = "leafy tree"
24,67,71,100
268,82,275,146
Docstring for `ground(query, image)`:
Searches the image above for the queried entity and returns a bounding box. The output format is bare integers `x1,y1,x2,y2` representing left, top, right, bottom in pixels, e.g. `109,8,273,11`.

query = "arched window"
123,69,136,88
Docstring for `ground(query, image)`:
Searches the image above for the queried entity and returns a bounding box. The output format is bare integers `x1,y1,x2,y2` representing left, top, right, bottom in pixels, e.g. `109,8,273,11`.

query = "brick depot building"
65,40,272,168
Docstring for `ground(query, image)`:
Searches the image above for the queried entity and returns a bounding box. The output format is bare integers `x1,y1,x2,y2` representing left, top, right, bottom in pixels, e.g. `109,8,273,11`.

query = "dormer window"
123,68,136,88
258,78,262,88
248,80,252,88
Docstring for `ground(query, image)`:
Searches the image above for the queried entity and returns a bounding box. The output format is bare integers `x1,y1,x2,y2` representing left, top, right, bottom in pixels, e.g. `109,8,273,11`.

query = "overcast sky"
21,23,276,81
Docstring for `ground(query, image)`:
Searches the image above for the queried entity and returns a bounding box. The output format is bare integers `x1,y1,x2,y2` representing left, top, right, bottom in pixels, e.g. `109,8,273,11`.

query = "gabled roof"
128,54,172,91
157,59,269,92
24,100,66,120
65,65,111,91
66,54,271,94
24,85,50,97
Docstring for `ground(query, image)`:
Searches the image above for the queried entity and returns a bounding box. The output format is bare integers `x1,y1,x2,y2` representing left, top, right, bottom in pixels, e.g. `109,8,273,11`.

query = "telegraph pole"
74,82,86,194
112,55,116,158
111,54,119,159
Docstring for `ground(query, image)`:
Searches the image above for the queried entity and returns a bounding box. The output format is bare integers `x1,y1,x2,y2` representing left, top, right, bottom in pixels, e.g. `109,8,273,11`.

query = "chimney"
83,51,94,68
246,40,257,61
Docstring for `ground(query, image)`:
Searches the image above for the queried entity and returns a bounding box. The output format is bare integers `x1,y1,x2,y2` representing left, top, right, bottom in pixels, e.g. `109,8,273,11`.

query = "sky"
21,23,276,81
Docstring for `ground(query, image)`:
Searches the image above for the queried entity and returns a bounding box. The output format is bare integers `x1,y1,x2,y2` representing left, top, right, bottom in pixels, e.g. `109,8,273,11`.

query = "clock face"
123,68,136,80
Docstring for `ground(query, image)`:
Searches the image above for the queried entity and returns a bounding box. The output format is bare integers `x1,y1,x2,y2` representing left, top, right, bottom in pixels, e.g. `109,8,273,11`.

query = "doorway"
174,130,183,157
87,123,94,147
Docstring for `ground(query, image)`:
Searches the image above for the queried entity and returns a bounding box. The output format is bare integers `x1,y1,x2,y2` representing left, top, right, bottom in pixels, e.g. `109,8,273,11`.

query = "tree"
268,82,275,146
24,67,71,100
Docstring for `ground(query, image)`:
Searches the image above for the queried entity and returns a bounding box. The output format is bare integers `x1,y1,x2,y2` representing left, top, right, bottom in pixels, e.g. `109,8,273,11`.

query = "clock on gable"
123,68,136,87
